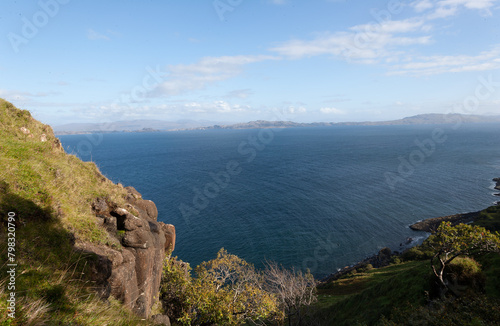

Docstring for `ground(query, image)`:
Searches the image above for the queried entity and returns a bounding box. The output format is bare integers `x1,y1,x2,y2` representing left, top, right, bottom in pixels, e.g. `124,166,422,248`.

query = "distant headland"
54,113,500,135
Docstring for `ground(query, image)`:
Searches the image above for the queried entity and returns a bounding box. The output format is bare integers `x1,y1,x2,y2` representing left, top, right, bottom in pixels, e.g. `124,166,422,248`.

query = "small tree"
425,222,500,297
161,249,279,325
263,261,317,326
194,248,278,325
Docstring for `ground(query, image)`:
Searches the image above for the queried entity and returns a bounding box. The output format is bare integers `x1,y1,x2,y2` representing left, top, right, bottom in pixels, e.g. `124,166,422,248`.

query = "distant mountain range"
53,114,500,134
53,119,224,134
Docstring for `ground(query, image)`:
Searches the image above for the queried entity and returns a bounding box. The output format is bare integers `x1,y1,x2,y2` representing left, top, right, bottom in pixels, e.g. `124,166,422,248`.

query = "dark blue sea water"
58,124,500,278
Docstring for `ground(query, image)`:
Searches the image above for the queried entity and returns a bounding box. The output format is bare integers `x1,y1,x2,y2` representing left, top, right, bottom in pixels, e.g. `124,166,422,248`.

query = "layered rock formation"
76,187,175,318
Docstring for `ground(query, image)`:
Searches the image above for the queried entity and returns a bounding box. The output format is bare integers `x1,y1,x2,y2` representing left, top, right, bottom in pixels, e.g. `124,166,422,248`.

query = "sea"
58,123,500,278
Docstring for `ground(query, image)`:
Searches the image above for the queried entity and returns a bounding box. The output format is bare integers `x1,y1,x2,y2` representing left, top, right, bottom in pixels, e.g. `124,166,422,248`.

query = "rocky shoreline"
409,211,481,233
321,177,500,284
320,247,397,283
410,177,500,232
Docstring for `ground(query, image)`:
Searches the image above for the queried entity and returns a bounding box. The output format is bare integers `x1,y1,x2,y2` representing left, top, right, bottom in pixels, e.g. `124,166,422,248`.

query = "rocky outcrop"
494,178,500,191
151,314,171,326
76,187,175,318
409,211,481,233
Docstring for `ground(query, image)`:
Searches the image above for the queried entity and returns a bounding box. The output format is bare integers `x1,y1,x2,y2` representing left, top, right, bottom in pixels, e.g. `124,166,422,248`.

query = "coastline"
409,211,481,232
321,177,500,284
410,178,500,232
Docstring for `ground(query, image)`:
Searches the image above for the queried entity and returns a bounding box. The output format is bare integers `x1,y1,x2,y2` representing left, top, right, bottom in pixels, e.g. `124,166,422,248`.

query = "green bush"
402,247,432,261
160,256,193,323
160,250,281,326
357,263,374,273
445,257,485,293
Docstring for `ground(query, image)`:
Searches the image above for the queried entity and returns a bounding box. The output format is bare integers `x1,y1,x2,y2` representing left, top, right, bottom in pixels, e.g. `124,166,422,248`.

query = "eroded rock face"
76,187,175,318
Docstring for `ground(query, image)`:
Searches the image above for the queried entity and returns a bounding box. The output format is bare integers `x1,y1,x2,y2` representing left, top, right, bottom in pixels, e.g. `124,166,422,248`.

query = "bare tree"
263,261,317,326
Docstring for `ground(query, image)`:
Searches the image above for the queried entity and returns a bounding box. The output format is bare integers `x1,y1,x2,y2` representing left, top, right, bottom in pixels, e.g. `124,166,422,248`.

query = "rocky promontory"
76,186,175,318
409,211,481,233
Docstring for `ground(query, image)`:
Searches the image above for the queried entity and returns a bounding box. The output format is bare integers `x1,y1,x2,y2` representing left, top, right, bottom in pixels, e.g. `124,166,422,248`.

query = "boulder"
151,314,171,326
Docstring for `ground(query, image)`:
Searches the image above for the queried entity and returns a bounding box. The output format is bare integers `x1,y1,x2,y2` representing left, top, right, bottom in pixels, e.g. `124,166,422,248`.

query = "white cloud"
320,107,346,114
425,0,498,18
389,45,500,75
411,0,434,12
87,29,110,41
270,19,432,63
72,100,255,120
153,55,279,97
284,106,307,114
225,89,253,99
0,89,60,100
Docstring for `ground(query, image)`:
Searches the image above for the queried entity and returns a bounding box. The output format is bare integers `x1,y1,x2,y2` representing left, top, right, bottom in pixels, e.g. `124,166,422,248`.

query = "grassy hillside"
0,99,153,325
310,204,500,326
310,261,430,325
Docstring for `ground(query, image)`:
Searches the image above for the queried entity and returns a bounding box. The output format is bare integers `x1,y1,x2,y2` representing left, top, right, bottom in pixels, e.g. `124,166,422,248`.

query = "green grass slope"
311,261,430,325
0,99,154,325
310,203,500,326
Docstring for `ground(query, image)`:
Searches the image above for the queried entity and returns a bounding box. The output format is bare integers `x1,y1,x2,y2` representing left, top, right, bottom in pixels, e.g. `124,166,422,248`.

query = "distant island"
54,113,500,135
178,113,500,131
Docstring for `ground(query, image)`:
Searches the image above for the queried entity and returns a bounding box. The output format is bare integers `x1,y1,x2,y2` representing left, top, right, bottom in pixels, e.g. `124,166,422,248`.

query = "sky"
1,0,500,126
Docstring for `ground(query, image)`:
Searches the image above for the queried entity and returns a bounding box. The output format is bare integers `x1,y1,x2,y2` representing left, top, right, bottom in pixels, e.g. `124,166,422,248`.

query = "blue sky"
1,0,500,125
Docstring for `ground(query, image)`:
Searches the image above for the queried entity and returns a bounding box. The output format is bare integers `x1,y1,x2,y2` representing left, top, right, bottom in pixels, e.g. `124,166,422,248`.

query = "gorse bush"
160,249,317,326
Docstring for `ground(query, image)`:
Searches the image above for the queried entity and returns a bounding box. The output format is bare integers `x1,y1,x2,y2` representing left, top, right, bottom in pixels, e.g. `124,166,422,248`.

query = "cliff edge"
0,98,174,321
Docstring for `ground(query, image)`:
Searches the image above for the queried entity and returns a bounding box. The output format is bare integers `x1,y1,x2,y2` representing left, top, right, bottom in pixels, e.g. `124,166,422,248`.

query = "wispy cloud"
412,0,499,18
224,89,253,99
71,100,257,120
270,19,432,63
152,55,279,97
86,29,120,41
389,45,500,76
0,89,61,100
320,107,346,114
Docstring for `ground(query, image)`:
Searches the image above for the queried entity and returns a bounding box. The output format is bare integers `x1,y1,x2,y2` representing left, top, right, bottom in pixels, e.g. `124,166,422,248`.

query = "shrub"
402,247,432,261
357,263,374,273
160,249,281,326
159,256,193,322
444,257,485,295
